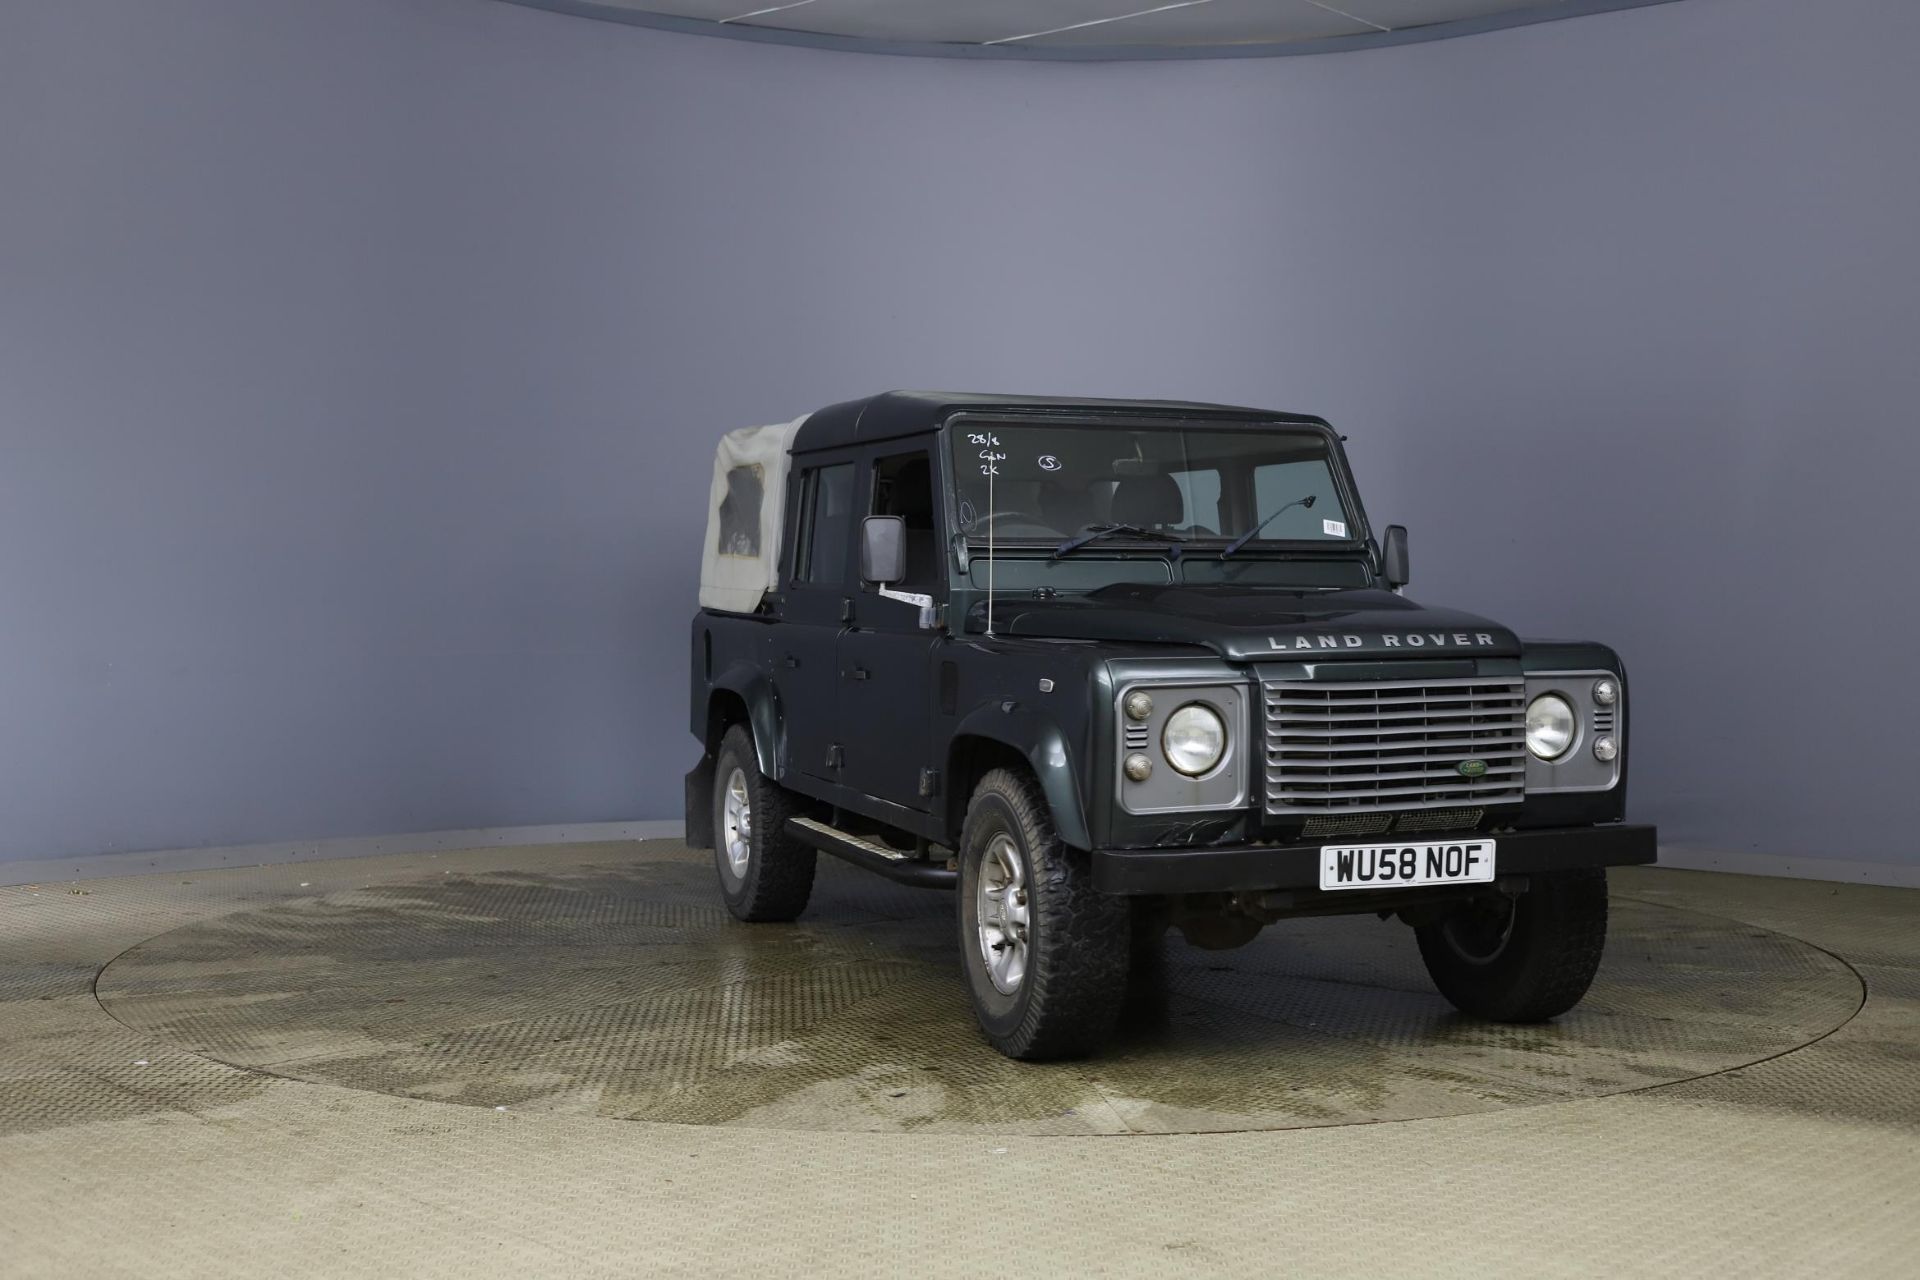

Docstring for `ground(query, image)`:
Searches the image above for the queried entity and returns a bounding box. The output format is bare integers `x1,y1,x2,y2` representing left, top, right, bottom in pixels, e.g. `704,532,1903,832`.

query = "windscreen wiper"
1219,494,1316,559
1051,523,1189,559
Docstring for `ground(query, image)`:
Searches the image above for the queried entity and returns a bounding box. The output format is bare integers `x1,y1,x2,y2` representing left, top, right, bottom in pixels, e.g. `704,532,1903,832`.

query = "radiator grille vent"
1300,814,1394,839
1394,807,1487,834
1263,678,1526,814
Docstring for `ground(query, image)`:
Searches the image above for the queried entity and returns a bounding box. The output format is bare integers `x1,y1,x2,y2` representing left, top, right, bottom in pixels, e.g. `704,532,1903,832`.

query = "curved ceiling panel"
497,0,1685,59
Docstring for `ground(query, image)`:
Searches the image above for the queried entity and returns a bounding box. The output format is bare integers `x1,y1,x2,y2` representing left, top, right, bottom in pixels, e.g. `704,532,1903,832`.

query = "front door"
837,448,943,812
773,456,858,785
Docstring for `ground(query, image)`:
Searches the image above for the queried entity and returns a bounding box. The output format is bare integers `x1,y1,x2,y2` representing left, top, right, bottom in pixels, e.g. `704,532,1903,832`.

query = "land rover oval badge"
1457,759,1488,779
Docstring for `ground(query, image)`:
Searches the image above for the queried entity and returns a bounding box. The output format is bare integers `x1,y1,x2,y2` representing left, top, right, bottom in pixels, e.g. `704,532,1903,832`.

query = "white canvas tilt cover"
698,415,806,612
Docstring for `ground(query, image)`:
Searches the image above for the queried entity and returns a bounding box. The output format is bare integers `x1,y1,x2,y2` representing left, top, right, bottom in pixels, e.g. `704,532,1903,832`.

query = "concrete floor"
2,841,1916,1277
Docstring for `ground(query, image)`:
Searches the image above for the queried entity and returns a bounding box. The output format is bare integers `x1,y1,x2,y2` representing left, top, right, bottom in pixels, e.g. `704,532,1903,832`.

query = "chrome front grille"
1262,677,1526,813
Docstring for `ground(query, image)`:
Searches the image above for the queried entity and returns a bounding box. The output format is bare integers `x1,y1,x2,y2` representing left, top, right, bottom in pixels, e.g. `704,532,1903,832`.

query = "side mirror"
860,515,906,585
1382,525,1410,589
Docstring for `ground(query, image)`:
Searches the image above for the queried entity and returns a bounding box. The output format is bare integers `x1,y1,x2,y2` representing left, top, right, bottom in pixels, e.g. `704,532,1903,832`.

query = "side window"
871,451,939,589
1168,467,1223,535
795,462,856,585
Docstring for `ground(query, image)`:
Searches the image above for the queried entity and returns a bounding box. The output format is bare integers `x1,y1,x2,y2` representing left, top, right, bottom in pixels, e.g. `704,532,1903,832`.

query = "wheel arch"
945,710,1093,852
705,662,780,778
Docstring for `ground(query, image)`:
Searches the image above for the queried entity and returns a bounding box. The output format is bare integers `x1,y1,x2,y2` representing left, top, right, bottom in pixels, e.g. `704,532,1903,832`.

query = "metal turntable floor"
3,840,1916,1276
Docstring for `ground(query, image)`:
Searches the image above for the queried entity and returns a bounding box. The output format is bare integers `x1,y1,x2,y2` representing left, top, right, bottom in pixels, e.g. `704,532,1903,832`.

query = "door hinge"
827,744,845,770
918,768,941,798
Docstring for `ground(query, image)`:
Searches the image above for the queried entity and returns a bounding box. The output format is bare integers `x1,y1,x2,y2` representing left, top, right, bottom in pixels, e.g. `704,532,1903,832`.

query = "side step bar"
786,817,957,890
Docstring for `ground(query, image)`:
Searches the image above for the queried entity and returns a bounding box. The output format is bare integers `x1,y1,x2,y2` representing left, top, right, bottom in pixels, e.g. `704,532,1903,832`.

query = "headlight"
1526,693,1576,761
1162,703,1226,777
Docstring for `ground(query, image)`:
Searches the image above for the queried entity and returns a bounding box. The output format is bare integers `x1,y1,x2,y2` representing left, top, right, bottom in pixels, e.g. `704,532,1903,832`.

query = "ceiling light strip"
984,0,1218,46
1301,0,1392,33
721,0,821,23
494,0,1695,62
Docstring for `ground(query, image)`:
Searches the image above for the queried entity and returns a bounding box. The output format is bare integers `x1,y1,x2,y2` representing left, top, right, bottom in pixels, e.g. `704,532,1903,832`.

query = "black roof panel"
791,391,1329,455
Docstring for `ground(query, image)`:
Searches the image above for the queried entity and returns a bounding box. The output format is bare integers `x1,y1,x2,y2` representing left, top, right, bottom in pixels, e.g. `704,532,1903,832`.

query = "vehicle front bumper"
1092,823,1657,896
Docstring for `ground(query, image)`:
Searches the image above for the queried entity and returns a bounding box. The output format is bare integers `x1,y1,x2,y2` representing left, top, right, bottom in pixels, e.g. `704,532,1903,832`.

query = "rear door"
773,456,858,785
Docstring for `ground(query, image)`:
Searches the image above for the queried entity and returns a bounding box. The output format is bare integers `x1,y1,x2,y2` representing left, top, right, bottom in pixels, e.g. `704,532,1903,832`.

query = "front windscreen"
949,422,1353,549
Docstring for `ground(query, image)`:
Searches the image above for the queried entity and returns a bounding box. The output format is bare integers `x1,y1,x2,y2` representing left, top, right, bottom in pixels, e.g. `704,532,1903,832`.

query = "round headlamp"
1526,693,1577,761
1162,703,1227,777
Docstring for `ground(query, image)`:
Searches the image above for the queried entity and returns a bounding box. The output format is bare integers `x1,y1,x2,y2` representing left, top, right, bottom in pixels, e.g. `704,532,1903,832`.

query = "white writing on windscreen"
968,432,1006,477
966,433,1004,634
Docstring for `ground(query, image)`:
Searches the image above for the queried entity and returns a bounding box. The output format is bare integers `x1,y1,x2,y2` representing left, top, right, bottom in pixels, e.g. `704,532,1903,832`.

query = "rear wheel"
957,767,1130,1060
1415,868,1608,1022
711,725,815,922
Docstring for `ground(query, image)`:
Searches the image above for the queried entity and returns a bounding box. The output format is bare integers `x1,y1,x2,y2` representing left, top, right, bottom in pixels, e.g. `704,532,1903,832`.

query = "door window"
871,451,940,590
794,462,856,584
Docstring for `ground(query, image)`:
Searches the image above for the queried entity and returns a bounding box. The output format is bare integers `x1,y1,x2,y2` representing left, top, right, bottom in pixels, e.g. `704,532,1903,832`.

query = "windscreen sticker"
1323,518,1348,538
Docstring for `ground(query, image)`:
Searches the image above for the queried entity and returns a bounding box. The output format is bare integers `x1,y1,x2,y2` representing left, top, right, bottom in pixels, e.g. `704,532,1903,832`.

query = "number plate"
1318,839,1497,891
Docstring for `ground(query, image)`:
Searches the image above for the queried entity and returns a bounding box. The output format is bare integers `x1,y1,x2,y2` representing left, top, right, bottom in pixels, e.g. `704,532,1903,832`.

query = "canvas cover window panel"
698,416,806,612
718,464,764,557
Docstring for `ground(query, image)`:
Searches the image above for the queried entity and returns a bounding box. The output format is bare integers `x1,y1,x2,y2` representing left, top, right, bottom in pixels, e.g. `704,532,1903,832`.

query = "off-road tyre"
712,725,816,923
957,767,1130,1060
1415,868,1608,1022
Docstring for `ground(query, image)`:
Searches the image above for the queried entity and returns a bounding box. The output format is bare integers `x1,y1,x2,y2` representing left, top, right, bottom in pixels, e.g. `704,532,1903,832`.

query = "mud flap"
684,755,716,849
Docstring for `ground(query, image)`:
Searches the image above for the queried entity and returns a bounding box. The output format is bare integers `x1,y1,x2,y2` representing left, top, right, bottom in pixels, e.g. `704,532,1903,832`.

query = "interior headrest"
1110,473,1183,527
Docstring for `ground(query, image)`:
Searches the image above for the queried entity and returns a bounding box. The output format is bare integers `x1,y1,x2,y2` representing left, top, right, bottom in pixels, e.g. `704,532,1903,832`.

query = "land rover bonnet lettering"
1267,632,1500,651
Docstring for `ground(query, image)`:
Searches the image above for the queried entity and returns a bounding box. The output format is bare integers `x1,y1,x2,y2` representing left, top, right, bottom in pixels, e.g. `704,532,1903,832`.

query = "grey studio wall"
1,0,1915,871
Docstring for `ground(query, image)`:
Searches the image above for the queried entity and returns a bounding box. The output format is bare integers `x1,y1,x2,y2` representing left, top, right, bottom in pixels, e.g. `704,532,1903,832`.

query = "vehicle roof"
790,391,1331,455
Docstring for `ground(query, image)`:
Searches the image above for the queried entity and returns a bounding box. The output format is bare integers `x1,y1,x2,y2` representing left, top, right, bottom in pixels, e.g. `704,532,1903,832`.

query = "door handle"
782,654,800,668
850,665,870,681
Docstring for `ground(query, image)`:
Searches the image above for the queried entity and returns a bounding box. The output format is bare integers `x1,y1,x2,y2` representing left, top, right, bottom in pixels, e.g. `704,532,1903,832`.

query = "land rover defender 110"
686,392,1655,1060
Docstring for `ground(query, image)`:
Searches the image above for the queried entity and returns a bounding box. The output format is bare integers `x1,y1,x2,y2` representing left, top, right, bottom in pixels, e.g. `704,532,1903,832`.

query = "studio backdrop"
1,0,1914,872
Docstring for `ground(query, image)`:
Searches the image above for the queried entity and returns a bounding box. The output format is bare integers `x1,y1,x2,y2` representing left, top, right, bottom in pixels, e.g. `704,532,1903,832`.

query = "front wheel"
1415,868,1608,1022
957,767,1130,1060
